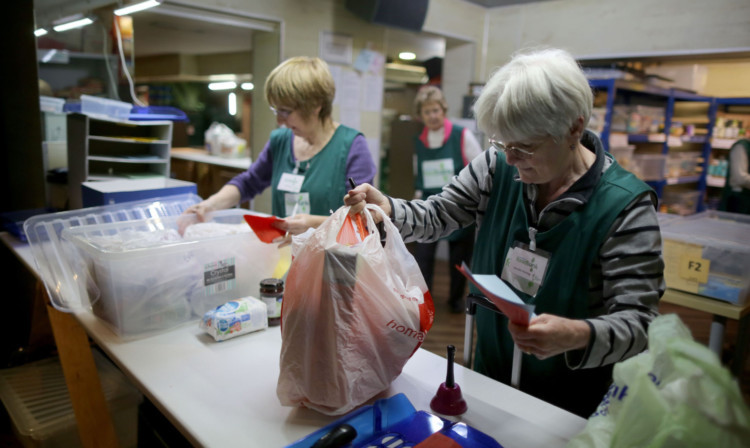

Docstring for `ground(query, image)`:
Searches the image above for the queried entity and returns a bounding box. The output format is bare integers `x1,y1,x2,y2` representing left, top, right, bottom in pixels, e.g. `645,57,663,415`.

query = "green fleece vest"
719,139,750,214
472,153,652,417
414,124,474,241
270,126,360,217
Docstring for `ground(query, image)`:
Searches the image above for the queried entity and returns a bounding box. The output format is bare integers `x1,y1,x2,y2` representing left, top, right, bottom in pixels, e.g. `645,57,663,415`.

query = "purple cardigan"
227,133,375,202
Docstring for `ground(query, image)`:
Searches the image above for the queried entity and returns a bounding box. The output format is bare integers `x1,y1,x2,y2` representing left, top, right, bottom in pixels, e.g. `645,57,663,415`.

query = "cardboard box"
82,178,197,207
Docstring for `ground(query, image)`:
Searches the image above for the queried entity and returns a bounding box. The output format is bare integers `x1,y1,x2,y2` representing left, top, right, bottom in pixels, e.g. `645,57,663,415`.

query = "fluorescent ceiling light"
114,0,162,16
399,52,417,61
34,28,48,37
53,17,94,32
208,81,237,91
241,82,254,91
228,93,237,116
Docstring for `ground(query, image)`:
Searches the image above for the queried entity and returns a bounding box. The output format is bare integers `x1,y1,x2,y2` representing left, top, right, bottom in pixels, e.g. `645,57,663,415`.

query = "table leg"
732,314,749,377
45,290,120,448
708,315,727,356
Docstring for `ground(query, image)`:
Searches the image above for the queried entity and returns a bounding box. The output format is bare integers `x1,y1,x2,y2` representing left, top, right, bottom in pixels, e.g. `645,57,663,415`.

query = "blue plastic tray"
286,394,502,448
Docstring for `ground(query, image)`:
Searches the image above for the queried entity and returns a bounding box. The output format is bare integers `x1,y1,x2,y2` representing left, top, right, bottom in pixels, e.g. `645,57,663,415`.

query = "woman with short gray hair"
345,47,664,417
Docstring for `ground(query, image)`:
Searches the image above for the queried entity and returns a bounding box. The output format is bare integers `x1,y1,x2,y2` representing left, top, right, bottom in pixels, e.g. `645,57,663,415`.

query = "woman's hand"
273,213,317,236
182,202,215,222
343,183,390,220
507,314,590,360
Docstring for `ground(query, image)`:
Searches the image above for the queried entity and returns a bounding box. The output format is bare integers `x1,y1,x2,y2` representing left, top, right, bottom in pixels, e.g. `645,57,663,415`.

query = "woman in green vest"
719,138,750,214
412,86,482,313
184,57,376,241
345,48,665,417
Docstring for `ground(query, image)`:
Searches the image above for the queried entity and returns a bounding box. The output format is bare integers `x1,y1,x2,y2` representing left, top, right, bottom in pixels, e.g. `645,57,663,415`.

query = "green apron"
472,153,652,417
415,124,474,241
269,126,361,217
719,139,750,214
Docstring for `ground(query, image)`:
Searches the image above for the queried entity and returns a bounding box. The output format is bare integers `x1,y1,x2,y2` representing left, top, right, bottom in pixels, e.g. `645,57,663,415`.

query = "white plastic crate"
661,210,750,305
80,95,131,121
61,208,280,337
0,350,142,448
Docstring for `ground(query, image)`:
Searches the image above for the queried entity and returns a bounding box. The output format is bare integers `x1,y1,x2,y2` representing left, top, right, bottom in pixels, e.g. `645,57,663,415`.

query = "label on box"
204,258,237,294
678,254,710,284
663,240,702,293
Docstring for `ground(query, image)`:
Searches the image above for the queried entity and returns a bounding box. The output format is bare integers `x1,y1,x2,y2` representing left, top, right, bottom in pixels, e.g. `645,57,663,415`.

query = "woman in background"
184,56,376,238
719,138,750,214
412,86,482,313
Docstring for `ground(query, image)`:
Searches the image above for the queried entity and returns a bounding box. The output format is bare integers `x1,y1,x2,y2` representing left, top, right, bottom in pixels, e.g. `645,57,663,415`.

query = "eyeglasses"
269,106,292,120
488,136,538,160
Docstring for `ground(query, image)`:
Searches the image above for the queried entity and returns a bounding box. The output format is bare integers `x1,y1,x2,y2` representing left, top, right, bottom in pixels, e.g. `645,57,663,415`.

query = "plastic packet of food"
200,296,268,341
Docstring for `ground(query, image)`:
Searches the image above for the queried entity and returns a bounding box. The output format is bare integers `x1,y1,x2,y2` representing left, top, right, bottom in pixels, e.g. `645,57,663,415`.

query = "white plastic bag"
277,205,435,415
567,314,750,448
204,122,246,158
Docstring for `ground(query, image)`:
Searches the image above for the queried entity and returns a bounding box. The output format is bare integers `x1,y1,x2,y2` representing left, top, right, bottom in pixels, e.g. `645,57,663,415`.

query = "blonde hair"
264,56,335,122
473,47,592,143
413,85,448,118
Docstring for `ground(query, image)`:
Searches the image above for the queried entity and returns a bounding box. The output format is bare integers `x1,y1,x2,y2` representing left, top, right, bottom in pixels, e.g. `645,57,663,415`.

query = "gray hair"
473,47,592,143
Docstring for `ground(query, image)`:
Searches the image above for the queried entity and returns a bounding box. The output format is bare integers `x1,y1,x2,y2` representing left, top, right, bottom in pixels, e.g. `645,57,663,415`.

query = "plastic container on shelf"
660,190,702,216
632,154,667,181
80,94,132,121
0,349,142,448
661,210,750,305
60,208,280,338
39,96,65,114
608,145,635,171
666,151,702,178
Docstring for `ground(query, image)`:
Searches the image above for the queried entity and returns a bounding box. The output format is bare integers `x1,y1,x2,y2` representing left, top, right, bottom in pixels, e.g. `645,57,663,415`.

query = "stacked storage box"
61,209,279,337
0,350,141,448
661,211,750,305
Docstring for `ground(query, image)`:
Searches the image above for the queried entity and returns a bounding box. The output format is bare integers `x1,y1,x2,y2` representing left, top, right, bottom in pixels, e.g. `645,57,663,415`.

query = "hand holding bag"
277,205,434,415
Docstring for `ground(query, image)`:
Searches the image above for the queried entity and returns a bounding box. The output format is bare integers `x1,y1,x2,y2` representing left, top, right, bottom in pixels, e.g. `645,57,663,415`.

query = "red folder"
243,214,285,244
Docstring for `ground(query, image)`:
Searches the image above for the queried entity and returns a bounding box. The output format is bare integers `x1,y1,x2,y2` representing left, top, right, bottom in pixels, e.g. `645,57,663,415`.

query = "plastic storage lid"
660,210,750,251
0,349,142,441
23,193,201,313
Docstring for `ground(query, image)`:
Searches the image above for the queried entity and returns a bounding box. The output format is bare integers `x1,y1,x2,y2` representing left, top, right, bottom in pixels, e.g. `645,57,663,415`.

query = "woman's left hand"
273,213,314,236
507,314,590,360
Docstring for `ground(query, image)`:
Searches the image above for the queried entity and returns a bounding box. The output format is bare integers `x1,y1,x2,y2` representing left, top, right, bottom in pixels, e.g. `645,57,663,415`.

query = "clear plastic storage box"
0,350,142,448
660,190,702,216
661,210,750,305
80,94,132,121
61,209,280,338
632,154,667,181
24,195,281,338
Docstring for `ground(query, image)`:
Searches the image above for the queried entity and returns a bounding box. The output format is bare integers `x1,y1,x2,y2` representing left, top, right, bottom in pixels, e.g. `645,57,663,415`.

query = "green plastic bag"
567,314,750,448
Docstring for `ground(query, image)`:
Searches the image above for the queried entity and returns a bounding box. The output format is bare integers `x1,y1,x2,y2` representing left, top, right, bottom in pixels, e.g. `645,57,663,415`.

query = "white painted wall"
483,0,750,77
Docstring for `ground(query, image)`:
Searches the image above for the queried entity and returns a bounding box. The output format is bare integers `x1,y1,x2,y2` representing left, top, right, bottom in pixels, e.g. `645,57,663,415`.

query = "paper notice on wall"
361,74,384,112
338,70,361,110
353,49,386,74
330,65,342,105
339,107,360,130
319,31,352,65
366,137,380,170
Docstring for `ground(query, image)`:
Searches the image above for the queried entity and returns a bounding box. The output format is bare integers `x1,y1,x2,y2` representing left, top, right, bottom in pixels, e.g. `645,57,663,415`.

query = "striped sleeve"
566,192,665,369
390,148,497,243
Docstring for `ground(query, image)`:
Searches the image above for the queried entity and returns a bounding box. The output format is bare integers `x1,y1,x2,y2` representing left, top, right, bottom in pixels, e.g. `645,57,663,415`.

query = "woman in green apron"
345,48,665,417
412,86,481,313
184,57,376,241
719,139,750,214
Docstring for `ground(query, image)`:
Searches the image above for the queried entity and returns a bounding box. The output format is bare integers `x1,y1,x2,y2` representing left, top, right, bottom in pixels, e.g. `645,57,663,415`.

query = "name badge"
501,242,550,297
278,172,305,193
284,192,310,217
422,158,455,189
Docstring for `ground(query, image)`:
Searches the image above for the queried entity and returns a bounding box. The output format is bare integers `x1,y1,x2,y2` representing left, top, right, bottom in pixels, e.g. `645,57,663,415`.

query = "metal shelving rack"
589,79,715,212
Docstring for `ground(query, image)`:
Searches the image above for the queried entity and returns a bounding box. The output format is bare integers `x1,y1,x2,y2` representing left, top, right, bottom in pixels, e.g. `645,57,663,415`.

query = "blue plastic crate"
287,393,502,448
